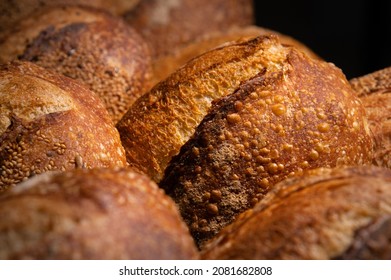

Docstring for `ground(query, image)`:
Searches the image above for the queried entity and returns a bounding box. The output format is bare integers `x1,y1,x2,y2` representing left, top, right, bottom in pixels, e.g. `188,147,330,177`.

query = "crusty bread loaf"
0,61,126,192
124,0,254,59
201,166,391,259
0,168,198,259
152,25,321,85
118,35,372,247
0,0,140,37
0,5,152,123
158,37,373,247
350,67,391,168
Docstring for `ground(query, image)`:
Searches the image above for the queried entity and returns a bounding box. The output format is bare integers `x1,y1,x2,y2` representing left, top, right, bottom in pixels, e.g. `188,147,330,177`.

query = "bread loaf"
350,67,391,168
201,166,391,259
0,61,126,191
0,5,152,123
118,35,372,247
0,0,140,37
0,168,198,259
152,25,320,85
124,0,254,59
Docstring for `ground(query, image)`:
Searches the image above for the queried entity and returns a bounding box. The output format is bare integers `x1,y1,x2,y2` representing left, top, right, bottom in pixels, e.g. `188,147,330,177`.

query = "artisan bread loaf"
201,166,391,260
0,5,152,123
0,168,198,259
118,35,373,247
0,61,126,192
152,25,320,85
0,0,140,37
124,0,254,59
350,67,391,168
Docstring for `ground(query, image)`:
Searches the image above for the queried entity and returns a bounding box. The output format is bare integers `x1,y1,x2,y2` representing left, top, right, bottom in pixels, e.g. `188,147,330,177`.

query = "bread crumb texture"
159,36,373,247
201,166,391,259
0,168,198,259
0,61,126,192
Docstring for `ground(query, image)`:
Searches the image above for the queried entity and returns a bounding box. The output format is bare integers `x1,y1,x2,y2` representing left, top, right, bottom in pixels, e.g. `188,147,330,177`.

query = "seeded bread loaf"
0,5,152,123
0,61,126,191
124,0,254,59
0,168,198,259
201,166,391,259
350,67,391,168
118,35,372,247
0,0,140,37
152,25,320,85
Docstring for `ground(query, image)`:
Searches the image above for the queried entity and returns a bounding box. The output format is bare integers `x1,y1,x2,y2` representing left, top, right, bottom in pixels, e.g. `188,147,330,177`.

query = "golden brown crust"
0,5,152,123
201,166,391,259
0,0,140,37
124,0,254,59
0,168,198,259
152,25,321,86
160,47,373,247
350,67,391,168
117,36,292,182
0,61,126,191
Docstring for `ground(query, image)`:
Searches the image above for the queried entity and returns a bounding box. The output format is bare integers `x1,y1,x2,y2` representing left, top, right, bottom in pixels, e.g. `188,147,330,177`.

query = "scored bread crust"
0,168,198,259
0,61,126,191
201,166,391,260
350,67,391,168
117,36,292,182
152,25,321,86
0,5,152,123
160,46,373,247
124,0,254,59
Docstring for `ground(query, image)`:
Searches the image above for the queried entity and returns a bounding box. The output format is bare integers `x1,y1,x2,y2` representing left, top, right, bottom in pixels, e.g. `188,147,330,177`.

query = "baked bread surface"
0,61,126,191
0,168,198,259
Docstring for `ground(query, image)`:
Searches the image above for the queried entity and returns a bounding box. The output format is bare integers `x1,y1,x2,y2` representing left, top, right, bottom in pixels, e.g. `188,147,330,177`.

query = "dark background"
254,0,391,79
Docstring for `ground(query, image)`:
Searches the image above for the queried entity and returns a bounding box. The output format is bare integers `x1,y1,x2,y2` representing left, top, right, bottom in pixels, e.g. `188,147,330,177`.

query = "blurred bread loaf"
201,166,391,259
0,168,198,259
0,61,126,192
350,67,391,168
0,5,152,123
124,0,254,59
0,0,140,37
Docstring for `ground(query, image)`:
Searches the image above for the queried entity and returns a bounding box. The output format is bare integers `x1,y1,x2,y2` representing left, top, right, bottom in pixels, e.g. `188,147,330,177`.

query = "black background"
254,0,391,79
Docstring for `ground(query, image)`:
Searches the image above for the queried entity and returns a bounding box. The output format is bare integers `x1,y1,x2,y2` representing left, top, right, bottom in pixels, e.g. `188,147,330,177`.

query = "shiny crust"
124,0,254,59
1,5,152,123
0,168,198,259
152,25,320,85
160,45,373,247
0,61,126,191
117,36,292,182
0,0,140,37
201,166,391,259
350,67,391,168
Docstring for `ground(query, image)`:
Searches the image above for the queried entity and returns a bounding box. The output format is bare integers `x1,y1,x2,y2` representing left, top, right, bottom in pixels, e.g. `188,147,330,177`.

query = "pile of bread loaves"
0,0,390,260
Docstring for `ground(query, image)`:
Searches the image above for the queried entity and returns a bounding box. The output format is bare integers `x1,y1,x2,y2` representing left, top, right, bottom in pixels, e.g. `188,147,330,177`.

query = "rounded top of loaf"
152,25,320,85
0,168,198,259
201,166,391,260
0,61,126,190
